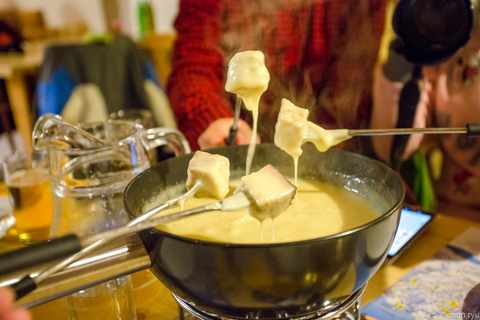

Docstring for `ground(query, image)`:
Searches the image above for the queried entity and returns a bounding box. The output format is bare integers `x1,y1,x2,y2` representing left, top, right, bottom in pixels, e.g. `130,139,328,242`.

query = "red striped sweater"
168,0,387,150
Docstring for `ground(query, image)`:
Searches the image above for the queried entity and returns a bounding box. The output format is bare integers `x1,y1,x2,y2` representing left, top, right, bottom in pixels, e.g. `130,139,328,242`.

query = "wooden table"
0,48,42,153
2,213,469,319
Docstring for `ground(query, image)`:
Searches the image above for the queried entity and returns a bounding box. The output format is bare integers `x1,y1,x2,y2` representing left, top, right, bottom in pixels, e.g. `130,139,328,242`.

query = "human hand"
198,118,260,150
0,287,31,320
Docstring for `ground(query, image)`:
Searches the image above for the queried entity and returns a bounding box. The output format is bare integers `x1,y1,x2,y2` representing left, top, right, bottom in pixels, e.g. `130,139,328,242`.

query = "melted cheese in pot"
225,51,270,174
155,178,380,244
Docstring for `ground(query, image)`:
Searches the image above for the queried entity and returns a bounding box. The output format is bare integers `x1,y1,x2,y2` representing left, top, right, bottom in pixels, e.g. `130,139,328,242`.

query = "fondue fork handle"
30,181,202,286
347,123,480,136
226,96,242,146
0,182,201,281
5,191,252,300
0,235,82,276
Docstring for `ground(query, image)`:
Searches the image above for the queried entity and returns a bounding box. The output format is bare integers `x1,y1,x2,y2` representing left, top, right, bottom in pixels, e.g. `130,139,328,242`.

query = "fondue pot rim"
135,197,402,248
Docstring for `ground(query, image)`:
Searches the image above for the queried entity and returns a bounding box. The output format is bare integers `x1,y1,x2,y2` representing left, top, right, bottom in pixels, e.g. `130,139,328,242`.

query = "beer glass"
1,150,53,244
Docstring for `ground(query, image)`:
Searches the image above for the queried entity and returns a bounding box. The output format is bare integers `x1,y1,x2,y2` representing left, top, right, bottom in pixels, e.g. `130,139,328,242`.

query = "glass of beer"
1,150,54,244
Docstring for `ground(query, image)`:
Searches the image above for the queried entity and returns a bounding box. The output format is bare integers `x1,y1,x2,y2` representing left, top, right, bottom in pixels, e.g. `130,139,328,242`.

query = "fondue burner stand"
174,285,366,320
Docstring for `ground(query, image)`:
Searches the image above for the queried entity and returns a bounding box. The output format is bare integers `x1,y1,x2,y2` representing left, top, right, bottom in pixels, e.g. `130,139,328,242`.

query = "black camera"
393,0,478,65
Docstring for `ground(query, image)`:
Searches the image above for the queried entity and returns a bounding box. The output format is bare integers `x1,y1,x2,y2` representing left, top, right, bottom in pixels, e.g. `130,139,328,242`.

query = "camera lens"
393,0,474,64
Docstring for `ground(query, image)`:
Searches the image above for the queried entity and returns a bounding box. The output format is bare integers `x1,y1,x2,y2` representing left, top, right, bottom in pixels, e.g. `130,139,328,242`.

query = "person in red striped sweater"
167,0,388,151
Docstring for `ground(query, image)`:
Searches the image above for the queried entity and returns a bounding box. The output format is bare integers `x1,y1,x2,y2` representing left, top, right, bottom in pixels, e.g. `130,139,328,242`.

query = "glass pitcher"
32,114,190,319
33,114,190,236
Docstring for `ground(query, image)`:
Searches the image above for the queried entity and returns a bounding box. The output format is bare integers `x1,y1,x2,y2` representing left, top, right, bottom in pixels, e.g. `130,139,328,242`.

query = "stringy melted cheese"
304,123,351,152
225,51,270,174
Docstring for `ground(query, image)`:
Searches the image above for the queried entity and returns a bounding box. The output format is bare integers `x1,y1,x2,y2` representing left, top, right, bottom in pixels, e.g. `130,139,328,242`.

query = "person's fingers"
198,127,227,149
0,287,14,314
198,129,226,150
0,287,31,320
198,118,260,149
198,118,232,149
1,309,32,320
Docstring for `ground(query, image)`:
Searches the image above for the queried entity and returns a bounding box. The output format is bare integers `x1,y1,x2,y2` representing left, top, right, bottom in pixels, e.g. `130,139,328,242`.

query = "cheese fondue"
155,178,380,244
274,99,352,184
225,51,270,174
274,99,351,154
236,164,296,222
186,151,230,200
304,124,351,152
274,99,309,185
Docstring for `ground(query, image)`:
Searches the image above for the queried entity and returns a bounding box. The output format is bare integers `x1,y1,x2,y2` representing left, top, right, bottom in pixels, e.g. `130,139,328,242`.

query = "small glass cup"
66,277,137,320
131,269,163,309
1,150,53,244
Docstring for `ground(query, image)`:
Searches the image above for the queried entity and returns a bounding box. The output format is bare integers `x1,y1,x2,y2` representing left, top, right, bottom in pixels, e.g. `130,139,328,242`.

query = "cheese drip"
225,51,270,174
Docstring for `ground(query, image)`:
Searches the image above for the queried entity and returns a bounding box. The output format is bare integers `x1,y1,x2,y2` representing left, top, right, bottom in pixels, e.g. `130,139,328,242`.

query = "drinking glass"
1,150,53,244
131,269,163,309
66,277,136,320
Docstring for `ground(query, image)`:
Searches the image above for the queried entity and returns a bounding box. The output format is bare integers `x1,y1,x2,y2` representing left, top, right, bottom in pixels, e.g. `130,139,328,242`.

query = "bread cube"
225,51,270,110
186,151,230,200
238,164,296,221
274,99,309,158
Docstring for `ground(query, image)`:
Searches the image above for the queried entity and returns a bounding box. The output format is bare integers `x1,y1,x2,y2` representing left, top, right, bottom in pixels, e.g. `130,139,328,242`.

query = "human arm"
167,0,236,150
198,118,259,150
371,40,433,165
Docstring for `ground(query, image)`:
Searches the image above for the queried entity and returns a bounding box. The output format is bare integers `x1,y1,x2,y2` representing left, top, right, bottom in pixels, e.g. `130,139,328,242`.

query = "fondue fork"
88,191,252,245
1,181,202,289
346,123,480,136
227,96,242,146
2,191,253,300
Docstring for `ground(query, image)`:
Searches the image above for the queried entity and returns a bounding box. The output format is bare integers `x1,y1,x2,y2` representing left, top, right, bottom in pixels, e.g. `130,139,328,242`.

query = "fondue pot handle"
0,234,81,276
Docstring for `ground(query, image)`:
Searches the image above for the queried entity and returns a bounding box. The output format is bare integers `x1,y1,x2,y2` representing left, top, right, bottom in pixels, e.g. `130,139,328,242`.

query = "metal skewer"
348,127,466,136
22,180,202,287
347,123,480,137
5,191,253,300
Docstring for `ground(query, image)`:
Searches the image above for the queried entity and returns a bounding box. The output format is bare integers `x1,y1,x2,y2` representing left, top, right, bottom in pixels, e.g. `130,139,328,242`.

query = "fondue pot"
0,143,404,319
125,143,404,318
